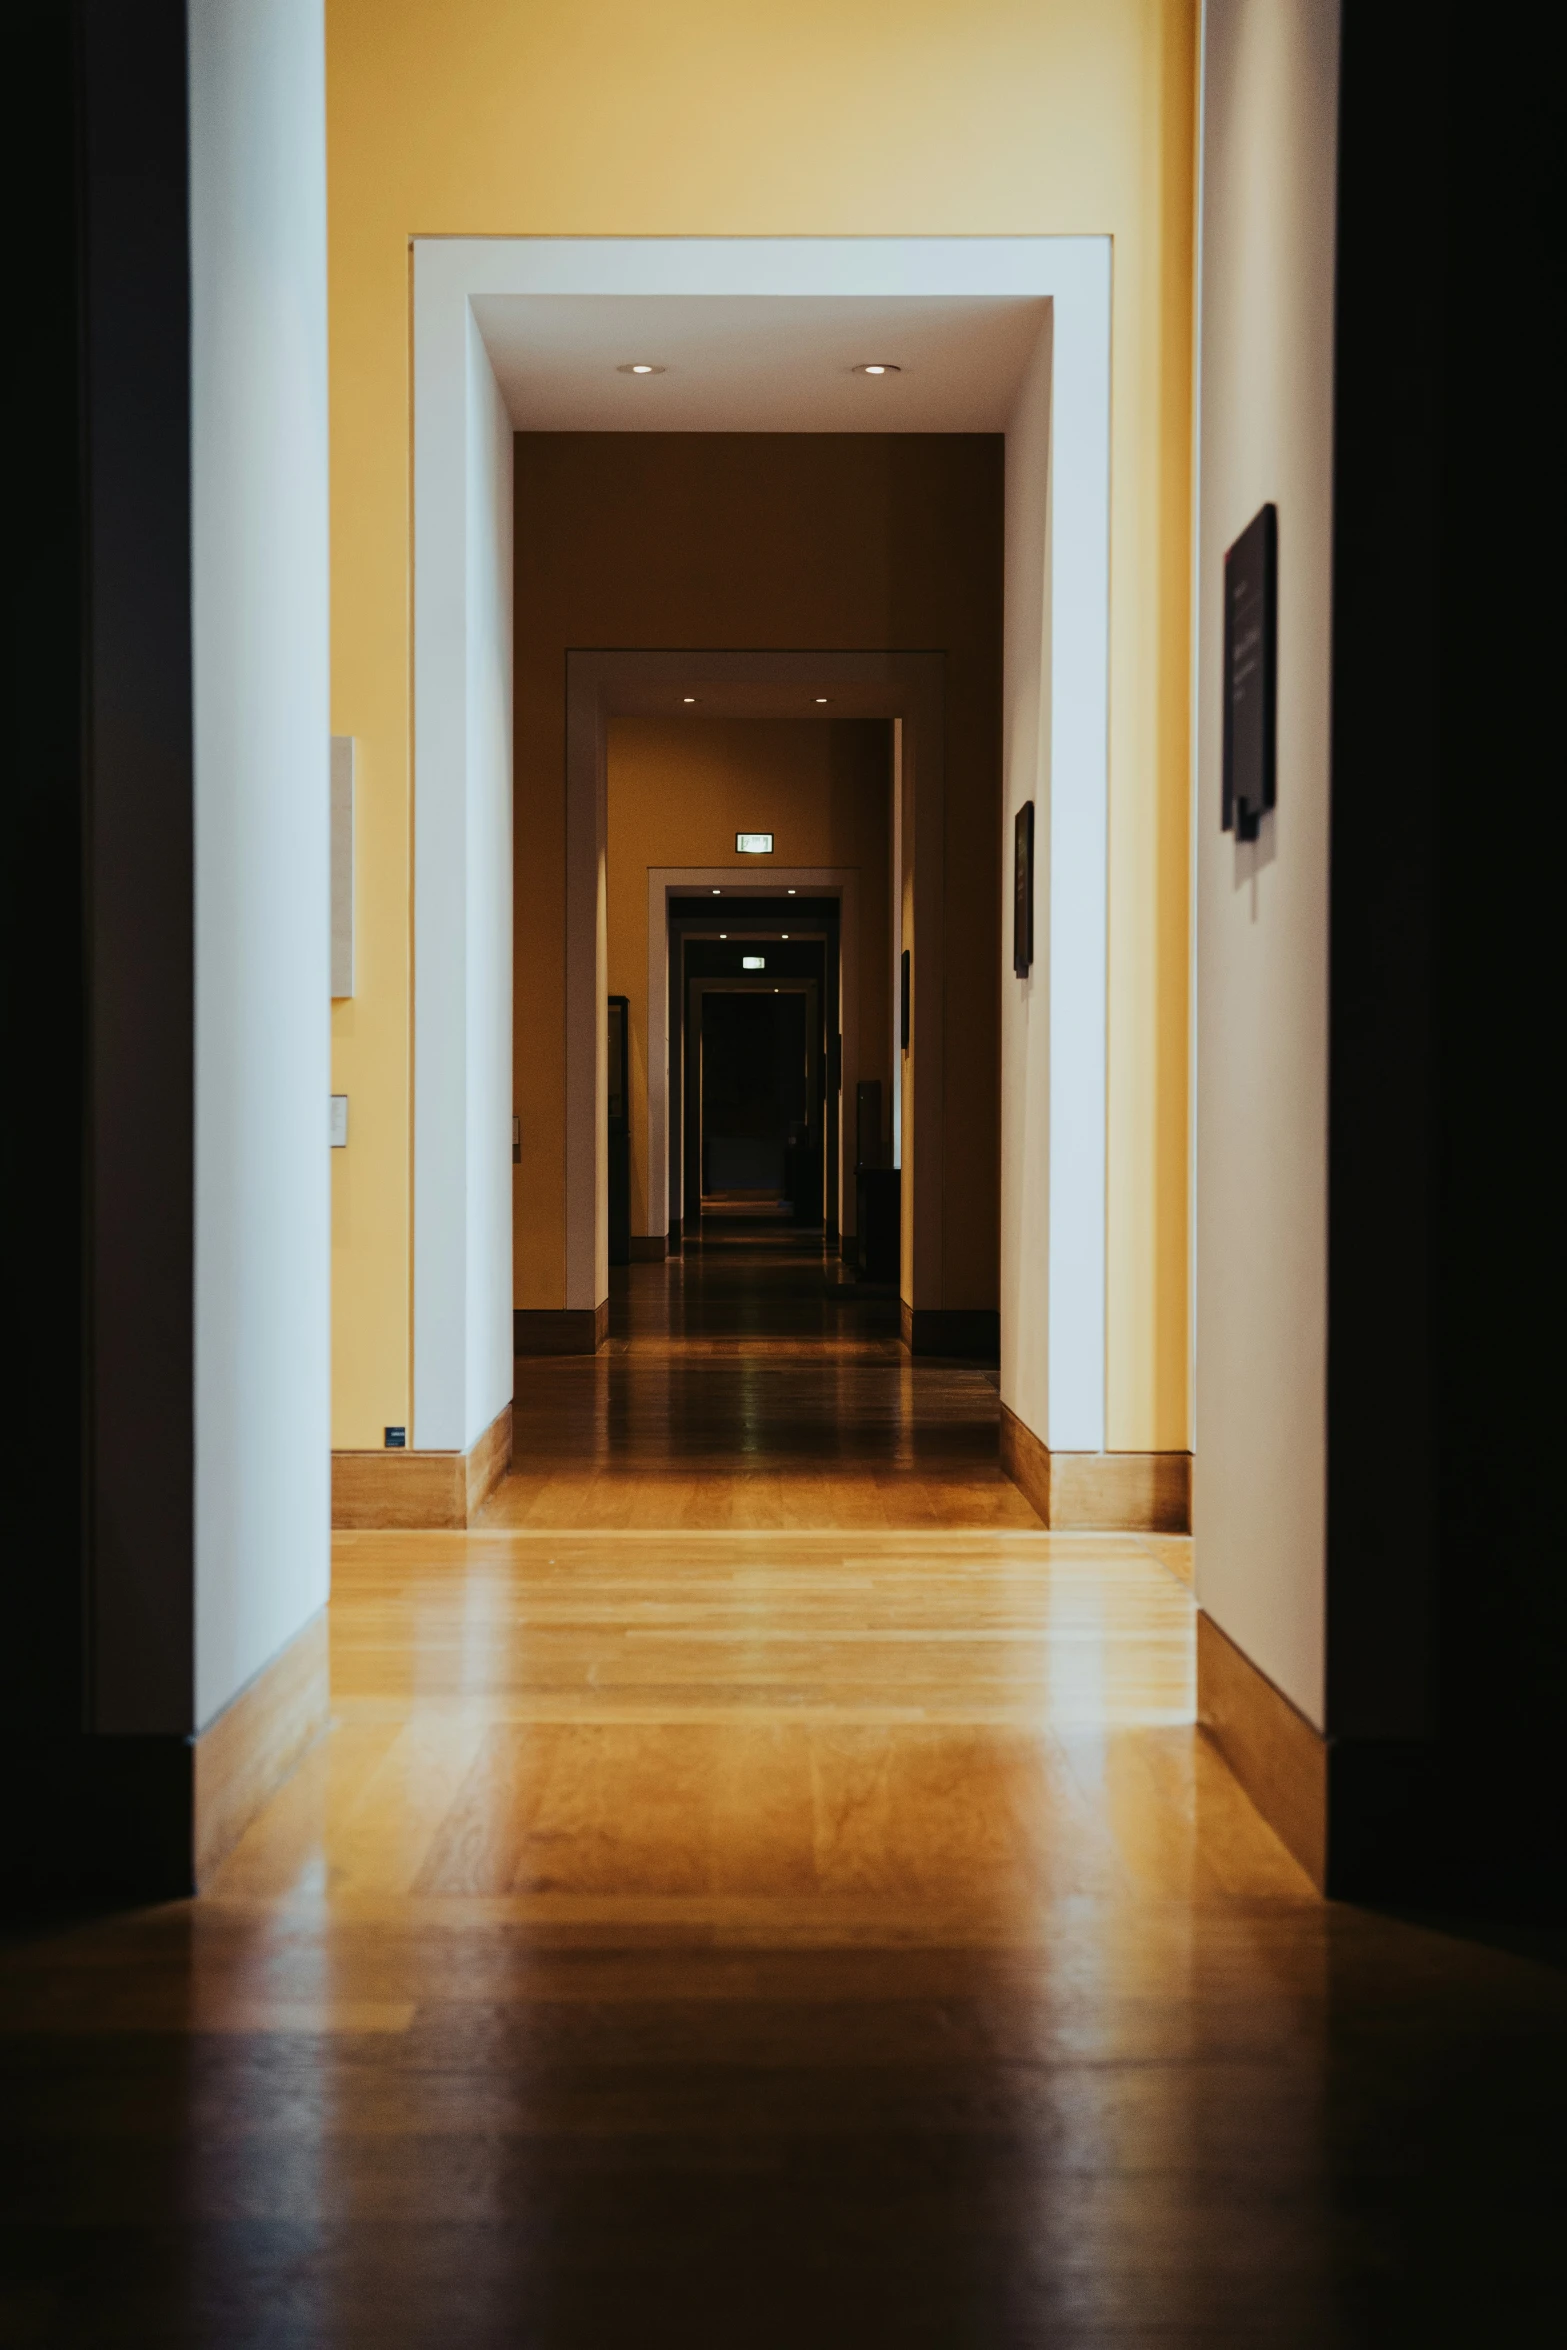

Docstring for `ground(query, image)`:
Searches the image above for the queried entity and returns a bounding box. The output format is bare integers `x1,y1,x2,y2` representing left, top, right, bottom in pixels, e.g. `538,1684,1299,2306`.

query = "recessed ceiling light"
853,363,901,376
781,933,789,938
712,889,721,895
617,362,666,376
719,933,727,939
787,888,796,895
815,697,828,705
683,695,697,704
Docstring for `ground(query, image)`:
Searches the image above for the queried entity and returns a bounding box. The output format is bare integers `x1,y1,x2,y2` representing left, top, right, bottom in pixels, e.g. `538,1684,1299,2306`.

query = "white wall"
1194,0,1340,1725
998,254,1111,1455
891,721,904,1170
464,311,516,1438
411,267,516,1449
189,0,331,1727
999,314,1053,1442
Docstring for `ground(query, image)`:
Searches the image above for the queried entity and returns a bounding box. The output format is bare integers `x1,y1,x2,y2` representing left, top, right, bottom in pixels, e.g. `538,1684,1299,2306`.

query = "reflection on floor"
2,1232,1563,2342
498,1228,1041,1527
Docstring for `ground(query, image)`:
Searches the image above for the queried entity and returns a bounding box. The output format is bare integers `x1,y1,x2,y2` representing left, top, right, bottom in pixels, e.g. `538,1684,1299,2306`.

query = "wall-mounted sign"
1222,503,1278,841
736,832,774,854
1013,800,1035,976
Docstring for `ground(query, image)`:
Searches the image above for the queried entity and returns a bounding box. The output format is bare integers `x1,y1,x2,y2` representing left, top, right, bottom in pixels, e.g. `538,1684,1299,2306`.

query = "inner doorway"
692,981,818,1223
675,912,835,1234
659,875,850,1255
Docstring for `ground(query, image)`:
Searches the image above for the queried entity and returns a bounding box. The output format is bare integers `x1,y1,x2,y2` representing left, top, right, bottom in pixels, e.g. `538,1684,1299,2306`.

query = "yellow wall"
608,718,892,1237
326,0,1196,1447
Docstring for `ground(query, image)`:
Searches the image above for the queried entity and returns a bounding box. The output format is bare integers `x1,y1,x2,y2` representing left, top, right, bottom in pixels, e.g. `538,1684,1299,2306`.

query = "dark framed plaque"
1222,503,1278,841
1013,800,1035,976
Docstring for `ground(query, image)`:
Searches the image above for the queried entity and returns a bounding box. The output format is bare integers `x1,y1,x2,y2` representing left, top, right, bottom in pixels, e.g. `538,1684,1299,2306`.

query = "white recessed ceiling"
470,294,1048,433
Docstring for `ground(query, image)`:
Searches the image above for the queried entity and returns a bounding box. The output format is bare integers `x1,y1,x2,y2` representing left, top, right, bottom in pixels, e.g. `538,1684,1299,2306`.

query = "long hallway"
4,1239,1564,2342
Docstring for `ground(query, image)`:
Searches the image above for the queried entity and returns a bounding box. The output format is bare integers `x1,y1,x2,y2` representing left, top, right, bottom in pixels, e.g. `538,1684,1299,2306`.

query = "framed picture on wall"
1222,503,1278,841
1013,800,1035,976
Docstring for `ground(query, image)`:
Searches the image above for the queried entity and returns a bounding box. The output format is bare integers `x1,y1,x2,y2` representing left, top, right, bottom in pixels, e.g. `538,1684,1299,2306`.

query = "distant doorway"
686,969,822,1226
662,881,846,1251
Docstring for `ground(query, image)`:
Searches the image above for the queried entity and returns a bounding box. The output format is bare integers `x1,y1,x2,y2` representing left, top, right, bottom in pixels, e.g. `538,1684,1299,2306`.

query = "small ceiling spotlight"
815,697,828,705
853,362,901,376
787,888,796,895
712,888,721,895
682,696,697,704
617,362,666,375
781,933,789,939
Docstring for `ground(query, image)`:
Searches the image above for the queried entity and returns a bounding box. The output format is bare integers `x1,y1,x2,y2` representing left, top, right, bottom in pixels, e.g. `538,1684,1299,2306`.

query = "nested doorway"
686,971,822,1226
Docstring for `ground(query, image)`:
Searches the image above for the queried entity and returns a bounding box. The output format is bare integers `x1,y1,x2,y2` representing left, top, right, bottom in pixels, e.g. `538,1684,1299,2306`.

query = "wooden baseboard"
899,1303,1000,1360
464,1398,513,1517
998,1403,1191,1532
332,1399,513,1530
193,1610,329,1884
513,1301,608,1355
1197,1609,1327,1887
998,1401,1052,1523
331,1446,467,1528
1050,1449,1191,1532
628,1234,668,1261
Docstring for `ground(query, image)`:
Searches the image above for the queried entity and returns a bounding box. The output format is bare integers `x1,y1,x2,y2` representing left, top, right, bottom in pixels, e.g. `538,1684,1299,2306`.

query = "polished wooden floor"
3,1233,1564,2343
496,1229,1044,1528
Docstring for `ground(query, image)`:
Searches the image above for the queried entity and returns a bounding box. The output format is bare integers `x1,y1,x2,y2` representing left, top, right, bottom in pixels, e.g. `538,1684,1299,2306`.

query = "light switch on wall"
330,1094,349,1148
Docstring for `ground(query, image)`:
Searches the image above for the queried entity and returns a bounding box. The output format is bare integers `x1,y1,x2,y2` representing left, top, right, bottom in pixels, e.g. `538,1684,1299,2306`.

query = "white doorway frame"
412,235,1111,1451
570,643,940,1317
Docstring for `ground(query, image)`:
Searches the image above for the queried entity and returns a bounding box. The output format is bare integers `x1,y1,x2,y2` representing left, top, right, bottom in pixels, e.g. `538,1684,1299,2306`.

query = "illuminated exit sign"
735,832,773,854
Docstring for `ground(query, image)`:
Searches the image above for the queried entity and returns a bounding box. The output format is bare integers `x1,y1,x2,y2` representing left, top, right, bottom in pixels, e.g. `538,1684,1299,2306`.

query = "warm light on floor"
4,1237,1562,2341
